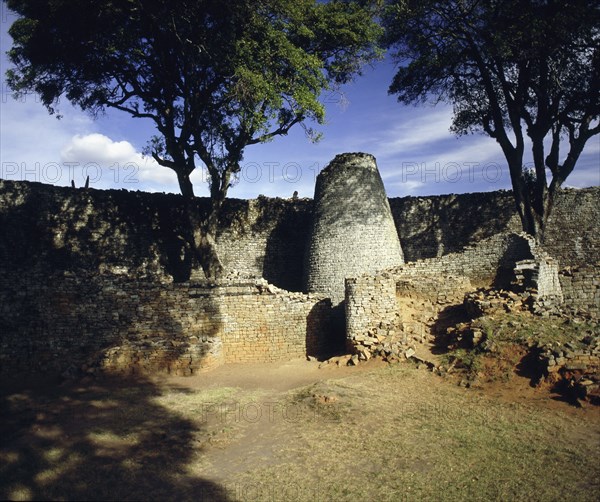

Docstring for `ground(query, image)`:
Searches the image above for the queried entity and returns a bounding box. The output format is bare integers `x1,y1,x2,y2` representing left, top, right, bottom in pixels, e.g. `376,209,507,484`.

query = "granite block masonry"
303,153,404,305
1,181,598,289
0,157,598,376
0,270,332,376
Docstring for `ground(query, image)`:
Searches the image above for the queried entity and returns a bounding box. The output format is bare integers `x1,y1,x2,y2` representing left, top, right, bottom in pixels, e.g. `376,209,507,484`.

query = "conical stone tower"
304,152,404,304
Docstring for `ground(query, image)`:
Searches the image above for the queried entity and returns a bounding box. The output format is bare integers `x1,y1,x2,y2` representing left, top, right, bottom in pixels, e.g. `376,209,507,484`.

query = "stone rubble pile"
538,333,600,404
464,286,570,318
345,299,447,367
463,288,533,317
344,270,469,367
346,317,427,366
464,285,598,320
461,285,600,403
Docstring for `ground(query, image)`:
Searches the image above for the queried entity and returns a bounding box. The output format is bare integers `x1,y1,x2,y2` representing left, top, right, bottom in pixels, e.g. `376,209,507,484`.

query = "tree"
384,0,600,242
5,0,382,278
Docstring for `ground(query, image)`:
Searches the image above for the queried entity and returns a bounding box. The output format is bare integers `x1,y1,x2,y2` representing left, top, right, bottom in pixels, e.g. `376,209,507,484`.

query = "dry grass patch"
1,365,599,501
223,366,600,501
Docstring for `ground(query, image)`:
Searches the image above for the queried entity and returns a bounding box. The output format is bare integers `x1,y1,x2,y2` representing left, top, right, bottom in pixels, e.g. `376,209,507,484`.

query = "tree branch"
248,115,304,145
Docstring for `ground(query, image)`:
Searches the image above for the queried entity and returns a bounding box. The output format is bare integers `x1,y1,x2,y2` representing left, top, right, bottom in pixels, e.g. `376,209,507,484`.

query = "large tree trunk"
506,154,538,239
512,181,547,243
511,185,554,244
176,171,223,281
177,170,195,199
188,201,223,281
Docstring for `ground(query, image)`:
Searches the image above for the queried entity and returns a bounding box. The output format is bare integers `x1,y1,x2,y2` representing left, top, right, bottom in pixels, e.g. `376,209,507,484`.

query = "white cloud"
58,133,186,191
0,94,99,186
377,107,455,154
61,133,140,164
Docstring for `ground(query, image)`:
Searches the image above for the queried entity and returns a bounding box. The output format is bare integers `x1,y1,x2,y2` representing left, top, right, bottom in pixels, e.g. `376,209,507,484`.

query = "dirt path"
2,357,599,501
159,357,600,486
160,359,386,482
161,358,383,392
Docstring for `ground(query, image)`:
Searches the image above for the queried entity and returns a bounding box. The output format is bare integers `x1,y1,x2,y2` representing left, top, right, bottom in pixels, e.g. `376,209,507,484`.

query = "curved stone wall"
303,153,404,304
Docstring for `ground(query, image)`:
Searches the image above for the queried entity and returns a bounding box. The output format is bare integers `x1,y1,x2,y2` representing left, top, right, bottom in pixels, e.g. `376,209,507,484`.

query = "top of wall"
318,152,378,176
0,179,312,280
1,179,598,284
388,190,521,260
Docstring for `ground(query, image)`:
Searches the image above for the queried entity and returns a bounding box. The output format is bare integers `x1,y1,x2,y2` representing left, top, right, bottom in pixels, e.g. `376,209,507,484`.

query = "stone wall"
518,234,564,304
1,180,598,291
214,197,313,291
389,190,520,261
559,265,600,316
345,269,472,344
343,235,599,363
0,269,331,376
389,187,600,270
544,188,600,269
388,232,532,288
345,274,399,347
344,267,472,363
342,231,535,353
394,275,473,305
0,180,313,290
1,179,598,375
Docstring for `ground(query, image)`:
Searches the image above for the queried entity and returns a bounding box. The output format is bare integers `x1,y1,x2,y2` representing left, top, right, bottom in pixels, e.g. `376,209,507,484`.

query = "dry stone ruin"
0,151,598,378
304,153,404,305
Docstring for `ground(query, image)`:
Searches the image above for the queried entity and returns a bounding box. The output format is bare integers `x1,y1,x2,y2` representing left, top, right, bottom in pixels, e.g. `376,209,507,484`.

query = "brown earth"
1,356,599,501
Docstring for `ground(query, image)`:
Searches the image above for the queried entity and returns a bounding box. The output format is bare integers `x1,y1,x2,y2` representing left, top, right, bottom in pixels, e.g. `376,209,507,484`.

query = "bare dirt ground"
1,357,599,501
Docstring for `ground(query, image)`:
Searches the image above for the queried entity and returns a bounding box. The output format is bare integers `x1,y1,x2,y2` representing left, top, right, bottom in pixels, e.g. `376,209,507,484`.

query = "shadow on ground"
431,303,471,355
0,376,230,501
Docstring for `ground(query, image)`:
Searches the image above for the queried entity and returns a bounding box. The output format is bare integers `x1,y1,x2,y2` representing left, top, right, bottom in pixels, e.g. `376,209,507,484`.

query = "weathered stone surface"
0,270,332,376
304,153,404,305
0,178,598,377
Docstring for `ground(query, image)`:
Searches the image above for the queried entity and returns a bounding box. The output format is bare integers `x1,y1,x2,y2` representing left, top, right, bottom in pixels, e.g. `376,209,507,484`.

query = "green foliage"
5,0,382,200
384,0,600,239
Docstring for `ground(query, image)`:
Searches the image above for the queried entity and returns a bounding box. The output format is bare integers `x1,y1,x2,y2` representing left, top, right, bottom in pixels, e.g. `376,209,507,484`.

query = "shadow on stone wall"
0,181,212,282
87,281,224,376
390,191,518,261
0,270,224,377
3,182,599,287
493,234,533,289
325,303,347,357
156,208,194,283
262,206,311,292
0,376,231,501
305,299,332,358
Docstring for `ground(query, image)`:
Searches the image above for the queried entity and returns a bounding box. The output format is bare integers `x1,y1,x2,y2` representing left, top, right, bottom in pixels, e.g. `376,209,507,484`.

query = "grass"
229,366,599,501
441,310,598,383
472,312,597,347
1,365,599,501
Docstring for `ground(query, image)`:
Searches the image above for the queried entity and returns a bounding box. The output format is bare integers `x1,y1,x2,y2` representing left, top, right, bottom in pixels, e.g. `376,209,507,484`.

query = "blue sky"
1,7,598,200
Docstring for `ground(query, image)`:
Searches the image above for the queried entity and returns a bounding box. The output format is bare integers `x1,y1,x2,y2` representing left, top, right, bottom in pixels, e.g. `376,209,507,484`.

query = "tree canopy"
384,0,600,240
5,0,382,277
